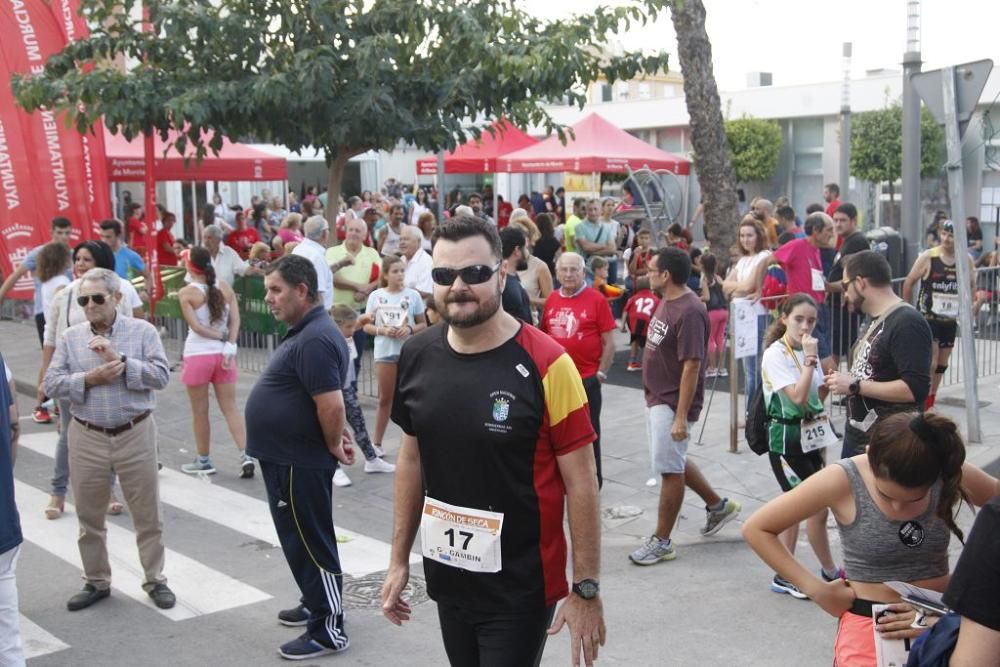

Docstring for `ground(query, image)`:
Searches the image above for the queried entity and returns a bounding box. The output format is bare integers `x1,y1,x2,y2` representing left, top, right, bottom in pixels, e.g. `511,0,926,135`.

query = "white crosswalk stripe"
18,431,415,575
17,614,70,660
16,480,272,621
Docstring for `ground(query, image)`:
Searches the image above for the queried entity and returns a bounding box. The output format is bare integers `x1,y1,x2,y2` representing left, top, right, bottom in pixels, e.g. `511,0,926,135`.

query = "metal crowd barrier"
722,266,1000,452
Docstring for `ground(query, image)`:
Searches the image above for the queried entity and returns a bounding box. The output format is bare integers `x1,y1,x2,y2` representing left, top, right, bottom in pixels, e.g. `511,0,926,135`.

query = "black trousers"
261,460,349,650
582,375,603,488
438,602,556,667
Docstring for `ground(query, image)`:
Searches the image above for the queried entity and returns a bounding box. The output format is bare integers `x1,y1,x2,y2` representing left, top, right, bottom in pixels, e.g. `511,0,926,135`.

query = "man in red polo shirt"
824,183,842,219
541,252,616,488
765,212,836,373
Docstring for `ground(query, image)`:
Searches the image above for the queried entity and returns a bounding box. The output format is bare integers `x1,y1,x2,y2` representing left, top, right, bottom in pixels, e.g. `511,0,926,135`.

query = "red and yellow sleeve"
542,352,596,455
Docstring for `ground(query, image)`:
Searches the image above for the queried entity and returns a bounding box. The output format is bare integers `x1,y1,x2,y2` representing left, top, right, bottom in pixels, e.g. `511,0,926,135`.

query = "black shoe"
147,583,176,609
67,584,110,611
277,603,310,627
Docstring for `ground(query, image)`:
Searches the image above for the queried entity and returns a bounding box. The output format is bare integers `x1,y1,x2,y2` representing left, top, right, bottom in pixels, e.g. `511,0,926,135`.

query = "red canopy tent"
104,128,287,181
415,120,538,175
499,112,691,175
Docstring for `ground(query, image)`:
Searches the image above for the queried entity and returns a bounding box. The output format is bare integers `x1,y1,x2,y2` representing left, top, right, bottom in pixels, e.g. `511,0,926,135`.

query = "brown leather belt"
74,410,151,436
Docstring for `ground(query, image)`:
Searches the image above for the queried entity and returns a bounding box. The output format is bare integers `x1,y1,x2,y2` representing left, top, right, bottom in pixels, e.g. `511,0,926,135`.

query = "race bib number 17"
420,497,504,573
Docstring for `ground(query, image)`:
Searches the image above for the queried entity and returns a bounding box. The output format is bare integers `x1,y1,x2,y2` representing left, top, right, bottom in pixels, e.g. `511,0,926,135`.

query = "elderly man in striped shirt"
45,268,173,612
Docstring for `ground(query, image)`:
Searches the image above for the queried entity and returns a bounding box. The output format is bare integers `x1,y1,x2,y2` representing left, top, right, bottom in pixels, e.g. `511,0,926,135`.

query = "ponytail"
189,246,226,324
868,412,971,542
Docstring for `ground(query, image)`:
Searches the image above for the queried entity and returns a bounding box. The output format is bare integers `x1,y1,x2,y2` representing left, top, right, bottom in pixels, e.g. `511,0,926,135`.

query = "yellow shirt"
326,244,382,309
564,215,582,253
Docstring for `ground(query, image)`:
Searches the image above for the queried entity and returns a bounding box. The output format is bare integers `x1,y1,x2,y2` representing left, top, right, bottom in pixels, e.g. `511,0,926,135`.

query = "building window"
601,83,612,103
638,83,651,100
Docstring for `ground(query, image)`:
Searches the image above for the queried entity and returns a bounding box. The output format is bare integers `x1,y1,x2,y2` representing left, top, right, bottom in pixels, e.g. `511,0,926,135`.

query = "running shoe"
700,498,741,536
770,574,809,599
33,406,52,424
277,603,310,627
718,368,729,377
333,468,352,487
181,458,216,475
628,535,676,565
239,453,256,479
278,633,347,660
364,457,396,473
706,368,718,377
627,361,642,372
821,567,846,582
372,444,386,458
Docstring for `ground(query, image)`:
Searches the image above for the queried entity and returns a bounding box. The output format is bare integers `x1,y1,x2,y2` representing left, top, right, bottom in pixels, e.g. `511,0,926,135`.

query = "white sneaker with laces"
333,468,352,487
372,444,386,458
364,457,396,473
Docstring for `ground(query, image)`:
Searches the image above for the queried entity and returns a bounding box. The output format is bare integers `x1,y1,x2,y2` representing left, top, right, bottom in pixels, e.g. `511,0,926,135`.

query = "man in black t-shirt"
827,203,869,365
381,217,604,667
824,251,932,458
499,227,534,324
245,256,355,661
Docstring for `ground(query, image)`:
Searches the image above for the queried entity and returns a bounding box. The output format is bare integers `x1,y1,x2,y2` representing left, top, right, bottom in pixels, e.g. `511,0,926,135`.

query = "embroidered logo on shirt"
485,390,516,434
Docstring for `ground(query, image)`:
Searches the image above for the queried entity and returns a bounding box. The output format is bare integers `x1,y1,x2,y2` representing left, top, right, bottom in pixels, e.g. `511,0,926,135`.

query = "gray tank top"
835,459,950,582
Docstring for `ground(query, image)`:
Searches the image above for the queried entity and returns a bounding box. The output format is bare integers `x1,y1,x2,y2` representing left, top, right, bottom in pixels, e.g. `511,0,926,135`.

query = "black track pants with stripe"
261,460,349,650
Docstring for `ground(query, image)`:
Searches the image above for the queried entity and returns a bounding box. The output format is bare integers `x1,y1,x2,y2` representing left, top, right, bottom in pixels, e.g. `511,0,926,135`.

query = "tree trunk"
671,0,740,262
325,150,354,243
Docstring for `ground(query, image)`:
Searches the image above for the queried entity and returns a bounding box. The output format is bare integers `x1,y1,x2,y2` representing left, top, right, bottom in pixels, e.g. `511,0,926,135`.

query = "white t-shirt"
365,287,425,360
41,275,71,313
292,237,333,310
729,250,771,315
403,249,433,295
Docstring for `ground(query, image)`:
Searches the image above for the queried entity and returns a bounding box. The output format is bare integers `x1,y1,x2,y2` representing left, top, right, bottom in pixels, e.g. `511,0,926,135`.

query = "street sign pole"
940,66,981,441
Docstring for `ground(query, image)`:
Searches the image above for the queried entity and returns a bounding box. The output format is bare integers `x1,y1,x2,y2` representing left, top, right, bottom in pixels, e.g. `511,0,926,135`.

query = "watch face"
575,580,599,599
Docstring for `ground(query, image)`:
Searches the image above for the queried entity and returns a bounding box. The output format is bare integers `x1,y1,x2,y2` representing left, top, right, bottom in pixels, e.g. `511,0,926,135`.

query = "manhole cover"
342,572,429,610
937,397,990,408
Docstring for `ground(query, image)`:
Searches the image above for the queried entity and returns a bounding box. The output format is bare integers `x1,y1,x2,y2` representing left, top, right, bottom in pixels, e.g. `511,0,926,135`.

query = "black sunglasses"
431,263,501,286
77,294,109,306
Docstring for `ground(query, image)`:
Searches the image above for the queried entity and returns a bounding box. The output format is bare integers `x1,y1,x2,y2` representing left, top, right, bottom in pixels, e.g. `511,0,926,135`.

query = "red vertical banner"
0,55,48,299
0,0,96,245
50,0,112,235
144,132,161,314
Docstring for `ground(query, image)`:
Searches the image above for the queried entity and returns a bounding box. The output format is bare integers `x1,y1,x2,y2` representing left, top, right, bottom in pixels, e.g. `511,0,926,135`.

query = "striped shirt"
44,315,169,428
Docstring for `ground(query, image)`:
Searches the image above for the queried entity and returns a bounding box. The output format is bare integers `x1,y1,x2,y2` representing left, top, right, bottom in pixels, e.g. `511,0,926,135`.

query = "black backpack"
745,383,770,455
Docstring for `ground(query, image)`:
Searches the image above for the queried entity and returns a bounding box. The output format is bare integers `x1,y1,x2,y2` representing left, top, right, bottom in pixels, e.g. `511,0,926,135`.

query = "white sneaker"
364,457,396,474
333,468,352,487
372,444,386,458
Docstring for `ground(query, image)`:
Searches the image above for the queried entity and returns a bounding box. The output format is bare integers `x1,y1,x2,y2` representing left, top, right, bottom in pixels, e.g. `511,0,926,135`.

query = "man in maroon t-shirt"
541,252,615,487
628,248,742,566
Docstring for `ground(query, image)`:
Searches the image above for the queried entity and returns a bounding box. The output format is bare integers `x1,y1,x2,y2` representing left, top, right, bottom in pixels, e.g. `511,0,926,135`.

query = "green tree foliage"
723,116,783,183
850,104,945,196
14,0,672,217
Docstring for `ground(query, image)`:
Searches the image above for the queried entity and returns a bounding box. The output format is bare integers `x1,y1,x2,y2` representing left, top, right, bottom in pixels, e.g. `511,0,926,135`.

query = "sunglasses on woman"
431,263,501,286
77,294,110,306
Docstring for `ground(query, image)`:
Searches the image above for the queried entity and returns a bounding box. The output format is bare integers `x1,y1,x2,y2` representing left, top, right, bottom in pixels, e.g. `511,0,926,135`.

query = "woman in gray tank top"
743,412,999,666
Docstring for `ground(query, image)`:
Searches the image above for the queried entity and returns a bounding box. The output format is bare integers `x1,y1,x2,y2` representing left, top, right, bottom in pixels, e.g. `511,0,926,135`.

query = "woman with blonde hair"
509,218,553,317
416,211,436,252
722,215,772,410
271,212,304,252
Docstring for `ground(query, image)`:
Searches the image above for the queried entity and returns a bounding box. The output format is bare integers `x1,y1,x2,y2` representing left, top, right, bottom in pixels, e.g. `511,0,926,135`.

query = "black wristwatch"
848,378,861,396
572,579,600,600
120,354,127,364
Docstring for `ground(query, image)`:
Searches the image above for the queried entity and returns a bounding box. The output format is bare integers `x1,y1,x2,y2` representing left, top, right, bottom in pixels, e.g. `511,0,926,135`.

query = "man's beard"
516,258,528,271
437,284,502,329
846,291,865,314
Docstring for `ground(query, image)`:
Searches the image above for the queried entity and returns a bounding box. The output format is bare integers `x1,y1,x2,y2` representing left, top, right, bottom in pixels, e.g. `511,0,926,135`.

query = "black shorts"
927,317,958,349
629,319,648,346
438,602,556,667
768,450,825,493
